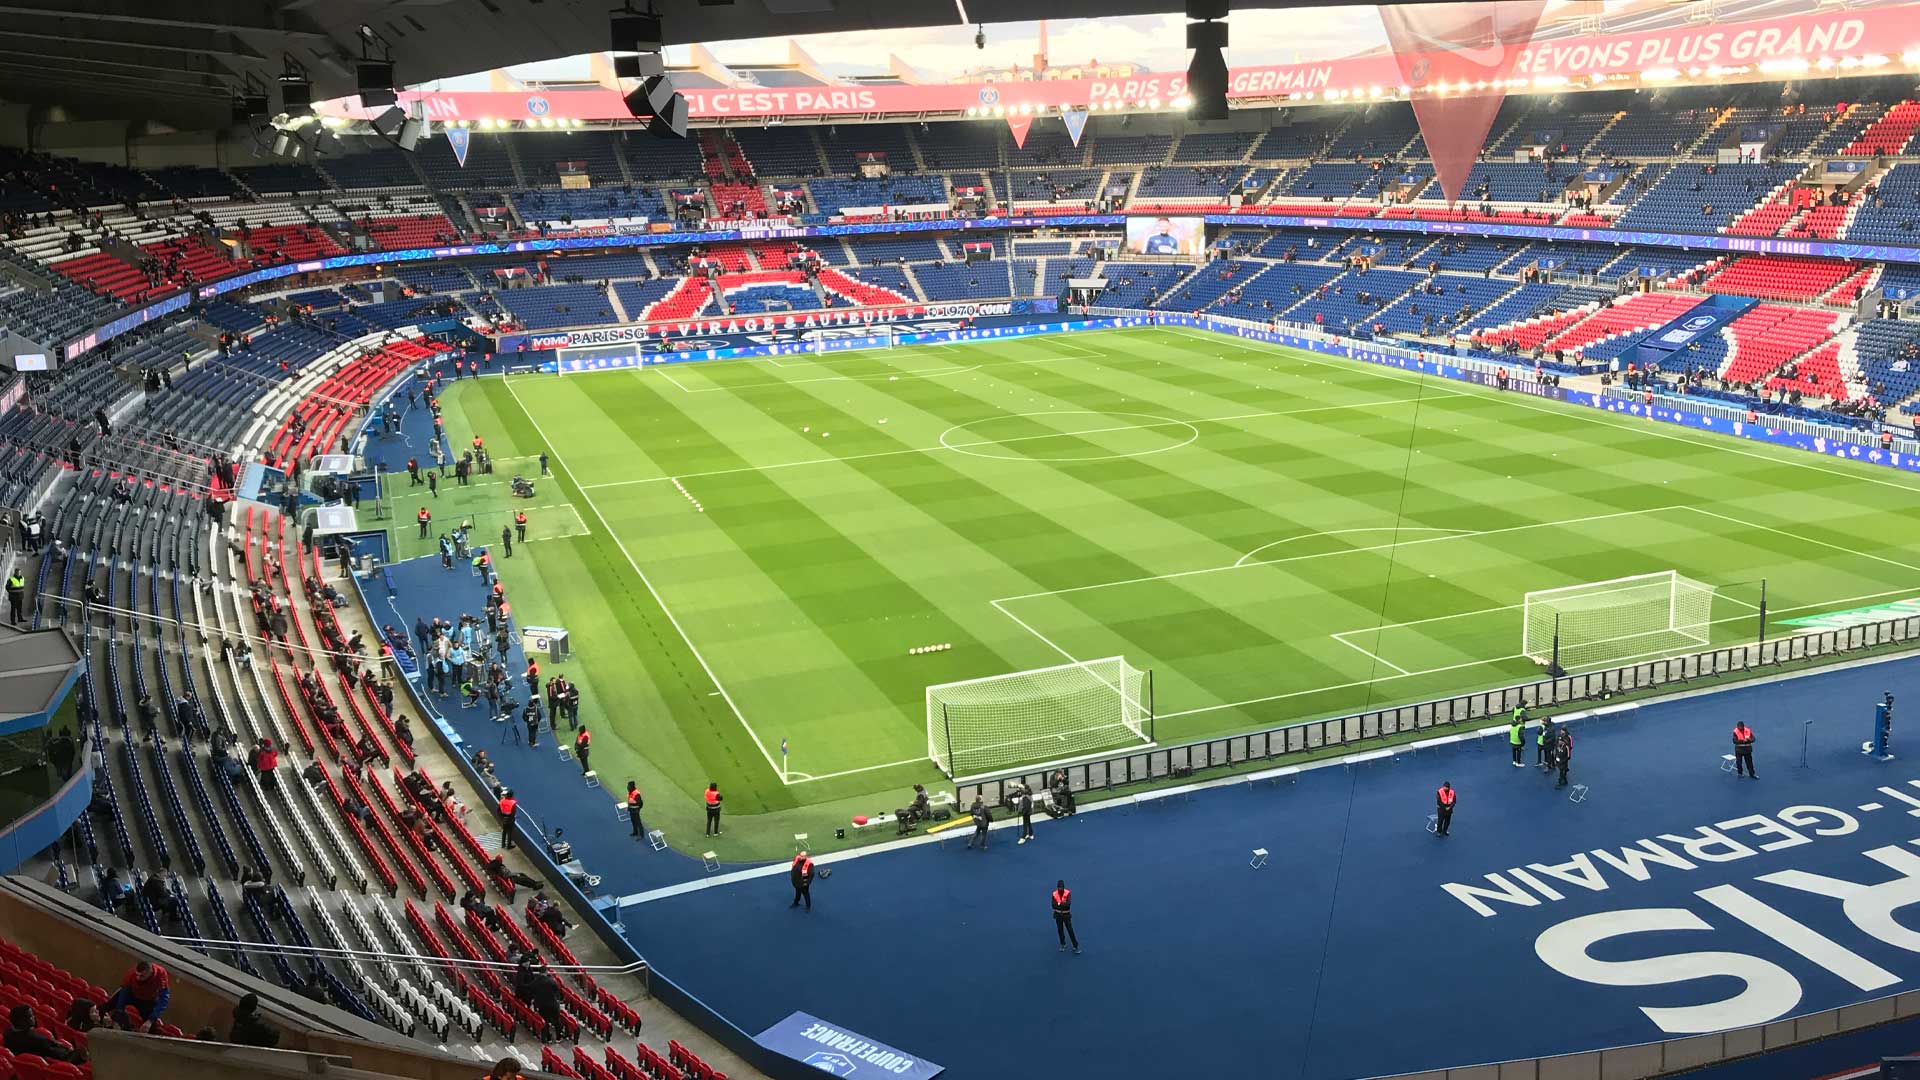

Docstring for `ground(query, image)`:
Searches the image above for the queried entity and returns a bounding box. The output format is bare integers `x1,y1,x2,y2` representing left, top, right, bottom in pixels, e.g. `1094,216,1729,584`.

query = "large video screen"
1124,216,1205,257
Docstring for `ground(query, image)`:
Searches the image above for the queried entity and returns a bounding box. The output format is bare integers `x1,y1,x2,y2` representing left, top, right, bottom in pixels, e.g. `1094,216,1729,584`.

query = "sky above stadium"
418,0,1628,90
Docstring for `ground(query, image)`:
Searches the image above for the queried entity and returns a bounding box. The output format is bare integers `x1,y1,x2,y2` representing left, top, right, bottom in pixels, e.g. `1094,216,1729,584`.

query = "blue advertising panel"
756,1012,943,1079
1633,293,1754,364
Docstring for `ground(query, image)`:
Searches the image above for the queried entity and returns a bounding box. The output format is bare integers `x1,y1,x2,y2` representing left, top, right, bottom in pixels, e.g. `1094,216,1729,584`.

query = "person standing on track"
966,796,990,850
625,781,645,839
1508,709,1526,767
497,789,518,849
1732,720,1757,778
1434,781,1455,837
1052,880,1079,954
1535,715,1555,769
704,782,723,836
515,510,528,543
574,728,591,775
1554,728,1574,788
1016,783,1035,845
789,851,814,911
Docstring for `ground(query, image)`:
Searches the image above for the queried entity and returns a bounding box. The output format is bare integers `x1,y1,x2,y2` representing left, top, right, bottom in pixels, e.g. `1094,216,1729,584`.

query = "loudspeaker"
626,76,688,139
371,106,407,138
395,117,425,152
358,61,397,108
611,12,664,78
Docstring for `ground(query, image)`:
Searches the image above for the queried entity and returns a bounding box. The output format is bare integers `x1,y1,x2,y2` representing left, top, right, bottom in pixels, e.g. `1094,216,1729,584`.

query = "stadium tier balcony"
1414,161,1578,204
495,284,617,330
242,224,347,263
1541,291,1702,357
1088,135,1173,166
1589,107,1722,157
1840,163,1920,244
512,132,625,187
1843,100,1920,155
547,253,656,282
1856,320,1920,408
1207,262,1343,322
1279,163,1381,201
364,215,456,251
639,276,715,320
1281,267,1427,333
817,267,911,306
819,124,915,174
322,149,424,191
731,127,827,177
1613,163,1803,233
1369,275,1519,336
915,125,1003,170
1133,166,1248,200
1326,105,1419,157
911,260,1011,301
1459,282,1571,335
1704,254,1857,302
1719,303,1847,387
1171,131,1258,163
1094,263,1194,308
807,176,944,215
513,187,667,227
1597,246,1711,281
1001,169,1104,204
229,164,328,195
1250,118,1343,160
846,235,944,265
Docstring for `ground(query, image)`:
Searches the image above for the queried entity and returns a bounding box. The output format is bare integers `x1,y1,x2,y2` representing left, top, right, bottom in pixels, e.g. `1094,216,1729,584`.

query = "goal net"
1522,570,1717,670
927,656,1151,777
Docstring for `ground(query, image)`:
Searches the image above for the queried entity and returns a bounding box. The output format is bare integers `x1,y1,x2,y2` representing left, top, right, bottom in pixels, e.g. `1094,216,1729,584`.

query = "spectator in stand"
65,998,102,1034
105,960,171,1031
5,1005,85,1063
228,993,280,1048
488,1059,527,1080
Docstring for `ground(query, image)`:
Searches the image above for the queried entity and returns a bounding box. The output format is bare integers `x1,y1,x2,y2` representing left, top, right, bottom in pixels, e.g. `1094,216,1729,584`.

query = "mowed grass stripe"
470,379,806,812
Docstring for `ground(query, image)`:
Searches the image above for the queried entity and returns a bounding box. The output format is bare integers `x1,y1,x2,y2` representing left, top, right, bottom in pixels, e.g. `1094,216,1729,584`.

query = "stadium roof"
0,0,1458,130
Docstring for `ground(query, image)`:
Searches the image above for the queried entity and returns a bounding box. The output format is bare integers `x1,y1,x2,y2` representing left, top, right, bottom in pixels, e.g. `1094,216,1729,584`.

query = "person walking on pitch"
1732,720,1757,778
1434,782,1455,836
789,851,814,911
1052,880,1079,953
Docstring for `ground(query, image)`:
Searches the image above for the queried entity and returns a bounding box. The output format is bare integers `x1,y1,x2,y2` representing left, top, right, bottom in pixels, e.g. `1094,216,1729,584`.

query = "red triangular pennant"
1006,115,1033,149
1379,1,1547,206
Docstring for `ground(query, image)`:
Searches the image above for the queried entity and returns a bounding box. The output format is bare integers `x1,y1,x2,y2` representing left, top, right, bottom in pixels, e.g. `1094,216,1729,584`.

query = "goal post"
927,656,1152,777
1522,570,1717,671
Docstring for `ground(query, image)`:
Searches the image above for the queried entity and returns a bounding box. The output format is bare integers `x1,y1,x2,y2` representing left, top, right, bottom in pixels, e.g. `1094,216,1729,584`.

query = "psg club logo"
1409,57,1431,84
525,96,551,117
978,86,1000,106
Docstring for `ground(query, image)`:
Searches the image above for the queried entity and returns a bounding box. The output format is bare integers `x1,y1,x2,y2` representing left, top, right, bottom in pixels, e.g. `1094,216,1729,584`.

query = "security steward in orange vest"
1435,782,1456,837
1732,721,1757,778
704,783,722,836
790,851,814,911
573,728,591,775
416,506,431,538
497,789,518,849
1052,880,1079,953
514,510,528,543
625,781,645,838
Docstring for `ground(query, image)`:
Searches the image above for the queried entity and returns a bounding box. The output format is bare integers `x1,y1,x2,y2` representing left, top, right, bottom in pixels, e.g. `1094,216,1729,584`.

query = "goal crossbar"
1522,570,1716,670
927,656,1152,777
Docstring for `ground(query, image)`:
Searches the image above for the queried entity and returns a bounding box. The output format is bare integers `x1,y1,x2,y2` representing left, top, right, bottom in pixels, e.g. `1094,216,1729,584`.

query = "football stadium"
13,0,1920,1077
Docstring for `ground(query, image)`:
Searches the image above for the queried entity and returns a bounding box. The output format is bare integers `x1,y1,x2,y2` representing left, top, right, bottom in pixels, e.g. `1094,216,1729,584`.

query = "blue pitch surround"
606,656,1920,1079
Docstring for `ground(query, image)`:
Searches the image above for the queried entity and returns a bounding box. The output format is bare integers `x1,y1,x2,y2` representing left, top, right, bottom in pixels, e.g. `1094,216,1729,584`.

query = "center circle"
938,410,1201,462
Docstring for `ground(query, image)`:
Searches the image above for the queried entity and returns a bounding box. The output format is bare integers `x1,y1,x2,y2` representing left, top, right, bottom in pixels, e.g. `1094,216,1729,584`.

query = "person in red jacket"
790,851,814,911
1434,781,1456,837
251,738,279,790
105,960,170,1031
573,728,591,775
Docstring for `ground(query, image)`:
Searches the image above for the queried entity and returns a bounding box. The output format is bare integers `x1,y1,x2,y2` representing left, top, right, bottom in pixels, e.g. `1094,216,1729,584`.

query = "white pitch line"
1329,632,1412,675
1234,526,1475,568
1178,328,1920,497
1145,582,1920,722
990,598,1085,668
579,392,1456,491
992,506,1684,604
660,370,695,393
1680,505,1920,580
663,363,982,393
501,378,786,783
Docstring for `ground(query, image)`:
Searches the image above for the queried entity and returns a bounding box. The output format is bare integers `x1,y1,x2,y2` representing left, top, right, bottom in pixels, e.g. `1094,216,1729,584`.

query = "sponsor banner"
756,1012,942,1080
1633,293,1751,364
1006,115,1033,149
704,216,791,231
317,7,1910,123
533,217,651,235
1779,597,1920,631
502,302,1044,353
1826,159,1872,174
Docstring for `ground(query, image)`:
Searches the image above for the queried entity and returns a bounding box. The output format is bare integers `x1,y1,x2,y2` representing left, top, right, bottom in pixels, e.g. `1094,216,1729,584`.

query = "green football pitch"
389,326,1920,849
